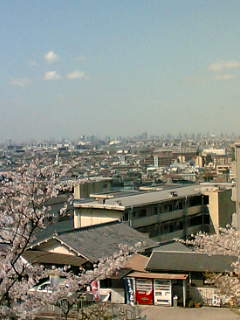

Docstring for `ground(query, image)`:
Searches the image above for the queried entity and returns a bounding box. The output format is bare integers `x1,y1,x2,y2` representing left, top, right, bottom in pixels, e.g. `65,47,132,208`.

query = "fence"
35,302,146,320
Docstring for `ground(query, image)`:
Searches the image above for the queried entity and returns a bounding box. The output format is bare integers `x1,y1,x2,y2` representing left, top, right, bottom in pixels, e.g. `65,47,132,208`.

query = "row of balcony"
131,205,204,228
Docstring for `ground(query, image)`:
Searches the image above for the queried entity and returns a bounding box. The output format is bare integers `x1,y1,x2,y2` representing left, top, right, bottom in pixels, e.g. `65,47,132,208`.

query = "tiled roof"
29,221,158,263
124,254,149,272
56,221,157,261
146,251,236,273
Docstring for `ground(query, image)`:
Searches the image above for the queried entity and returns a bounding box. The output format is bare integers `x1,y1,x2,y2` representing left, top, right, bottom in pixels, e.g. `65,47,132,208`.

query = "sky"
1,0,240,142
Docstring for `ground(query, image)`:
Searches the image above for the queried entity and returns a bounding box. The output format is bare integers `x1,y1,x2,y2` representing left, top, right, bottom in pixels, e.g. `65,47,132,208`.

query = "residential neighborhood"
1,134,239,319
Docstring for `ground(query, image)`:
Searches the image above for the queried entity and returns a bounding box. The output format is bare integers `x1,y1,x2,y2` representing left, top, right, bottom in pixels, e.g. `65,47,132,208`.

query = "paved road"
139,306,240,320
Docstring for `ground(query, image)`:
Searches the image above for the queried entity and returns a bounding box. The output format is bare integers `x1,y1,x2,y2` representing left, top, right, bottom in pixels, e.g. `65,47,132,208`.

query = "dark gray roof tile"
57,221,157,261
30,221,157,263
146,251,236,273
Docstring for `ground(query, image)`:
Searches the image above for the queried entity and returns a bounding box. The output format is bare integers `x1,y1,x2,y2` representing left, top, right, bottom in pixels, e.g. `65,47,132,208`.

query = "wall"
37,239,75,255
204,188,235,232
189,286,224,306
206,190,219,232
218,189,235,228
74,180,112,199
74,208,122,228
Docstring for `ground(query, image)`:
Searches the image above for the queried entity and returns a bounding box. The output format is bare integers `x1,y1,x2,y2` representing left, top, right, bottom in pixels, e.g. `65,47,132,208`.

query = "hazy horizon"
1,1,240,141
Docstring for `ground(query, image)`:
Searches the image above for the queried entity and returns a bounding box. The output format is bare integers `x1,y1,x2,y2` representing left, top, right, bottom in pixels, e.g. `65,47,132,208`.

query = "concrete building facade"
74,184,235,241
73,177,112,200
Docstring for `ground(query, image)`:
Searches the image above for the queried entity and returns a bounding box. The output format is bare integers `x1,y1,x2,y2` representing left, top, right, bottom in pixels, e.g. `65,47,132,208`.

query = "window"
161,218,184,234
189,196,202,206
203,196,209,205
203,214,210,224
189,215,203,226
162,223,169,233
149,224,160,237
163,202,172,212
100,279,112,288
175,220,183,230
179,201,183,209
122,211,129,221
169,223,174,233
139,208,147,217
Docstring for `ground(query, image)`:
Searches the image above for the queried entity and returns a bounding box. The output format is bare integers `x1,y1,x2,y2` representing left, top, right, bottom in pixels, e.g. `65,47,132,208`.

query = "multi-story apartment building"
74,184,235,242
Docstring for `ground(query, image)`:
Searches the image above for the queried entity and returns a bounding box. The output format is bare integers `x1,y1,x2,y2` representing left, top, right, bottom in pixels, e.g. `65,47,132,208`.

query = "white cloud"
215,74,237,80
66,71,87,80
208,60,240,72
10,78,31,87
44,51,59,63
44,71,61,80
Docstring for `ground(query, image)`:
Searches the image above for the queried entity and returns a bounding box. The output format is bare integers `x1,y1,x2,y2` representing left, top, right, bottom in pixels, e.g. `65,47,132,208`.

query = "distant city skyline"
2,131,240,146
1,1,240,141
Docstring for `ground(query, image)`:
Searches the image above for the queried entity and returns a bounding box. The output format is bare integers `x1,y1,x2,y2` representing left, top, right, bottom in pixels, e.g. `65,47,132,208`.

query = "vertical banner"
124,277,135,305
91,280,100,301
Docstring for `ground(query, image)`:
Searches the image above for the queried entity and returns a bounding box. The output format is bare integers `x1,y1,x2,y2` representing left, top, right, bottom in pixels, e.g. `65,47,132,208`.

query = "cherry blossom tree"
0,158,141,319
43,242,141,319
188,228,240,305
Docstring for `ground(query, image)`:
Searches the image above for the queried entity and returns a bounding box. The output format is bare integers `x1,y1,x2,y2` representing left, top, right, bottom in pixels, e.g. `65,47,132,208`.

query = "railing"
131,205,204,228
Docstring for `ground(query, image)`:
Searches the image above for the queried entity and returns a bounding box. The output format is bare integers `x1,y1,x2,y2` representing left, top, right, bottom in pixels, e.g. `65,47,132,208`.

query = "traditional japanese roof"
28,221,158,263
124,254,149,272
146,251,236,273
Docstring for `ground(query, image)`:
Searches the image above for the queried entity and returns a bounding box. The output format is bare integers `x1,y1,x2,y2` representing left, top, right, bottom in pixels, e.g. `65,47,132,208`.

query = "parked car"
29,280,53,293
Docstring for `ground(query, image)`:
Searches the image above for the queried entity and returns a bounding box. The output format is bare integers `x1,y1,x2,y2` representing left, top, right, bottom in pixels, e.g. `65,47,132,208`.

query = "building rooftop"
29,221,158,262
74,185,202,210
146,251,236,273
124,254,149,272
153,241,193,253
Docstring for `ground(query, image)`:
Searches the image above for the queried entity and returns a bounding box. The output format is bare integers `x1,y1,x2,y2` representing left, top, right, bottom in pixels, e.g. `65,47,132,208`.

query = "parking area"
139,306,240,320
